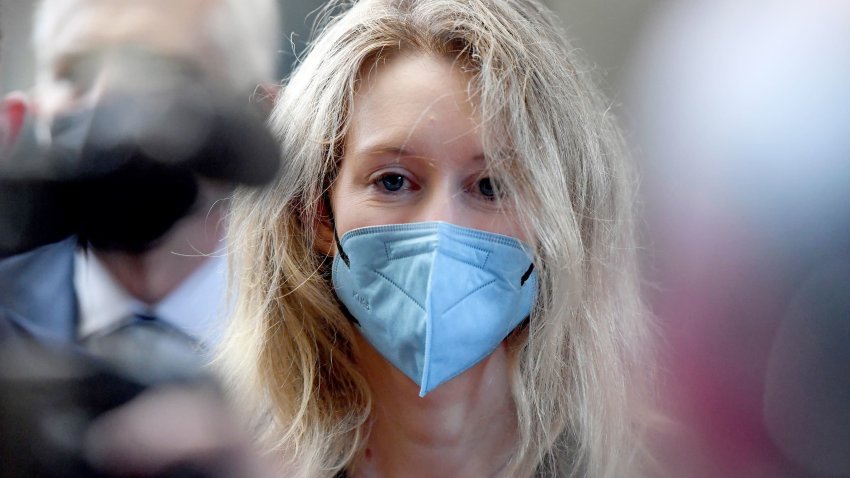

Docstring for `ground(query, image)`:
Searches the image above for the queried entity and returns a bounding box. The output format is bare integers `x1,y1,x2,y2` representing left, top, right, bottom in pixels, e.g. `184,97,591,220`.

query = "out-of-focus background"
1,0,659,96
3,1,848,477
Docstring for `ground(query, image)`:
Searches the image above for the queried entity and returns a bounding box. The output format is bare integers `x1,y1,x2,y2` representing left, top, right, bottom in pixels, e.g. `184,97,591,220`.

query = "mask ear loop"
517,263,535,330
322,192,349,267
520,263,534,286
322,191,360,326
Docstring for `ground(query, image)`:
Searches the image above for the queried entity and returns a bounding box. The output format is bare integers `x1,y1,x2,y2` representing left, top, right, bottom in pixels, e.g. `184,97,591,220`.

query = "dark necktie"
82,313,206,385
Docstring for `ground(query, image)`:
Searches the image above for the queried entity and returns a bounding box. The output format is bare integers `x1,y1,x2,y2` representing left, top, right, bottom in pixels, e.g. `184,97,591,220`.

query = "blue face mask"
331,221,537,397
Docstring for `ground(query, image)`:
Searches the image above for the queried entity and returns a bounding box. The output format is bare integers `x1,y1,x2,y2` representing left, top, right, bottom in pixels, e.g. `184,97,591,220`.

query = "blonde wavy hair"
219,0,654,476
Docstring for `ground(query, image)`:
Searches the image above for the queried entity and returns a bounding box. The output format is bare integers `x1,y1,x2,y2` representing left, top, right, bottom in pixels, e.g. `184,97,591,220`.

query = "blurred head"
0,0,282,255
31,0,280,125
222,0,653,475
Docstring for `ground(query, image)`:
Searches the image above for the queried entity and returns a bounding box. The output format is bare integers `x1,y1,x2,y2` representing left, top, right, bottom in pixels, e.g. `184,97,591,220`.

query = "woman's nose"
416,183,462,226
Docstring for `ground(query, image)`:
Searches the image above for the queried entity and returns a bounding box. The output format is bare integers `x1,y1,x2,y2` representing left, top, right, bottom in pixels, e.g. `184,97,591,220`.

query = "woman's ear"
314,193,336,256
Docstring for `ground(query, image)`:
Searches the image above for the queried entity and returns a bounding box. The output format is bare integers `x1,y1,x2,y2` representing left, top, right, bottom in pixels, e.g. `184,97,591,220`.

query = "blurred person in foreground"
0,0,282,476
628,1,850,476
219,0,657,476
0,0,279,363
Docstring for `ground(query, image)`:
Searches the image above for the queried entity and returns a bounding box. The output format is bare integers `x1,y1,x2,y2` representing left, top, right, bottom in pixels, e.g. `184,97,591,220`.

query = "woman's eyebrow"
364,145,410,156
353,144,486,162
348,145,429,171
352,144,417,158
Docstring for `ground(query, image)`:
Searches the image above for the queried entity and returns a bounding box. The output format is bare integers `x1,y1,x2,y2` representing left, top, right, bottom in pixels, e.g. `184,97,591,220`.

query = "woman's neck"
352,335,518,478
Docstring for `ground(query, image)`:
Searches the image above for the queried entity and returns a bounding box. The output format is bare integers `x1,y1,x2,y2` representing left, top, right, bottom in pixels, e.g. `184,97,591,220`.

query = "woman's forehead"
346,53,481,154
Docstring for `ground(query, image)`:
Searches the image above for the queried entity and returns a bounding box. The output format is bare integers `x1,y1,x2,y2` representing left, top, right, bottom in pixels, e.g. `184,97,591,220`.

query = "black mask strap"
520,262,535,286
322,192,349,267
323,191,357,326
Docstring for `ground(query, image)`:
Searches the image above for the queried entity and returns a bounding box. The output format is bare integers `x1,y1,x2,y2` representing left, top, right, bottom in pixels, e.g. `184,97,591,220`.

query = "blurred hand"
84,383,268,477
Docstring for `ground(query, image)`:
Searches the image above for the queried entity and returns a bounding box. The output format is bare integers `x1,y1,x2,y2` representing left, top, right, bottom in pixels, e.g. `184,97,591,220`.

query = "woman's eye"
379,174,406,192
478,177,497,198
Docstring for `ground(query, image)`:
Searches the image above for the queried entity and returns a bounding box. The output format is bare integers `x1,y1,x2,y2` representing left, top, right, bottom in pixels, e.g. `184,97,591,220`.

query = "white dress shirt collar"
74,251,227,347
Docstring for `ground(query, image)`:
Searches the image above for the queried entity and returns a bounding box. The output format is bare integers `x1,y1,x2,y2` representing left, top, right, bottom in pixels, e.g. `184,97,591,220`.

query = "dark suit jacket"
0,241,221,478
0,307,147,478
0,237,78,343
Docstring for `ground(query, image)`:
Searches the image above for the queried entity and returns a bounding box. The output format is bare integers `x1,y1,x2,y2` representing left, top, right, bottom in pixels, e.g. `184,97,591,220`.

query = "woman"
219,0,654,476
